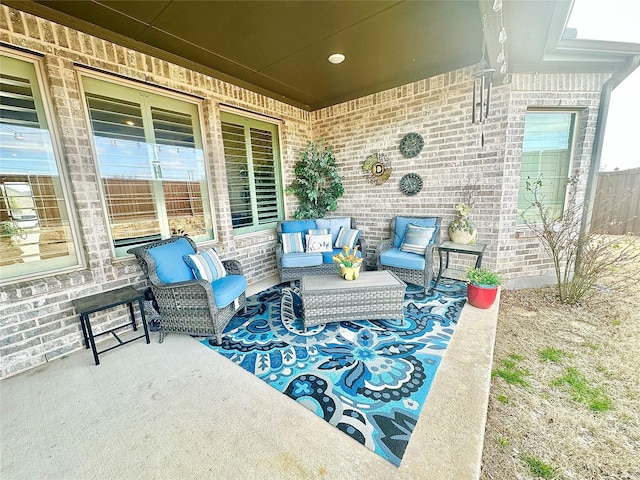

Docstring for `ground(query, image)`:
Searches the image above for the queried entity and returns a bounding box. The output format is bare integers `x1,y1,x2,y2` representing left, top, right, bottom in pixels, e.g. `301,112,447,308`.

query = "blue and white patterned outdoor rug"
202,281,467,466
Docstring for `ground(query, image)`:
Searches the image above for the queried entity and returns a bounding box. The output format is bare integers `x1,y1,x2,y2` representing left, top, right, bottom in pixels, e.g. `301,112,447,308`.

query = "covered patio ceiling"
5,0,639,111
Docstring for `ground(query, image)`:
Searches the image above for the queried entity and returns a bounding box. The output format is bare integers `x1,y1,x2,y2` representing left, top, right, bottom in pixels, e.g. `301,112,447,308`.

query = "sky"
566,0,640,172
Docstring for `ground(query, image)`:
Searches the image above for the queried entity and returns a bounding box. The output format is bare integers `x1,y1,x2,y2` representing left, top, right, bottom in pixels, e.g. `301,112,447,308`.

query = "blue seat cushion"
281,219,317,234
393,217,438,248
281,252,323,268
211,275,247,308
322,248,362,264
380,247,425,270
147,238,196,283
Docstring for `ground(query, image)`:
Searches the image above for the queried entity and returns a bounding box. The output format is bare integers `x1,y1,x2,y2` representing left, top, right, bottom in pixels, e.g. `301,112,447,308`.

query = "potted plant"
448,177,479,244
332,245,363,280
466,266,503,309
448,202,477,244
286,139,344,219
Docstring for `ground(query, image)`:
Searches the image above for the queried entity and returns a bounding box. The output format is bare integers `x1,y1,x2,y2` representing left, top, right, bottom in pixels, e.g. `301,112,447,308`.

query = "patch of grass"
523,456,556,479
492,355,529,387
496,394,509,404
583,341,599,350
611,319,621,326
538,347,567,363
552,367,613,412
497,436,511,447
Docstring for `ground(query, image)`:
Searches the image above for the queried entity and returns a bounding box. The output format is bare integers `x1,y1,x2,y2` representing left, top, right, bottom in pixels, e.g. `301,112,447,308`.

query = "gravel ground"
480,244,640,480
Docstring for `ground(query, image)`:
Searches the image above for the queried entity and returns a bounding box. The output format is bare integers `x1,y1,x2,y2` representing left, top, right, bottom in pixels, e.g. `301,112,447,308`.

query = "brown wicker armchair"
128,236,247,345
376,216,441,291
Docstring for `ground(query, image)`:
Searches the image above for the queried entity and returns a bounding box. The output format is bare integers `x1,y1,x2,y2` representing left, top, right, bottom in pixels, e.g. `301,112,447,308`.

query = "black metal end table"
72,286,150,365
433,240,487,291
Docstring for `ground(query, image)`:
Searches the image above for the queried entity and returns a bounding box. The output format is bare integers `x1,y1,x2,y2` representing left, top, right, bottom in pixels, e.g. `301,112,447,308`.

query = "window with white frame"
220,110,284,233
82,76,213,255
517,111,576,224
0,53,81,282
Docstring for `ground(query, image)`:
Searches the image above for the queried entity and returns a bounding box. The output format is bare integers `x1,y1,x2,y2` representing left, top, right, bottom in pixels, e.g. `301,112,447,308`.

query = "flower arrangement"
332,245,362,268
450,203,475,234
333,245,363,280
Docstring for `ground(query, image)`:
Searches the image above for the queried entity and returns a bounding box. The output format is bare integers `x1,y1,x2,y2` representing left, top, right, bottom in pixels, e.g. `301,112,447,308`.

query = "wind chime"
472,0,508,147
471,53,495,147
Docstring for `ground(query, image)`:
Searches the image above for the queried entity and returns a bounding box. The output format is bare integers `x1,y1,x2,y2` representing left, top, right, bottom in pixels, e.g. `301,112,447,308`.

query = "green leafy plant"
466,266,503,286
0,221,21,237
286,139,344,219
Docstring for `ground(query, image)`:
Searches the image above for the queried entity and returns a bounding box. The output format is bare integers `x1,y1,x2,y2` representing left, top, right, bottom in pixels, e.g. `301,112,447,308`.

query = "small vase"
449,226,477,245
340,264,361,281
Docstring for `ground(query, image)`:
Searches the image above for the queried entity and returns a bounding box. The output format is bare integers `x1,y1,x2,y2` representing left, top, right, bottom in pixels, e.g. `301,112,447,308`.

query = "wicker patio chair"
128,236,247,345
376,216,441,291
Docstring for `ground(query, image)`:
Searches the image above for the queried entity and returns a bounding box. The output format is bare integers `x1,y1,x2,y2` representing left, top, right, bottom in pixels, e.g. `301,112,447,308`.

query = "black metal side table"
433,241,487,291
72,286,150,365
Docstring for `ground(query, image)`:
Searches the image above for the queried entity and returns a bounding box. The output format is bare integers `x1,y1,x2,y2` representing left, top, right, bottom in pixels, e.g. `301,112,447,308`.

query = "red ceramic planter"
466,283,499,309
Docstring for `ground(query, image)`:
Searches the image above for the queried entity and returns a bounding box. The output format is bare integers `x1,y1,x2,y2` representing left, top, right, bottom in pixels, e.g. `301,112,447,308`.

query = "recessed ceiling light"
125,120,135,126
328,53,345,65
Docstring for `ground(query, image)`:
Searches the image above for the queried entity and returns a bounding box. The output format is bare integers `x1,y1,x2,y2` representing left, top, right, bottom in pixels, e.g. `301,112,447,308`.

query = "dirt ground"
480,245,640,480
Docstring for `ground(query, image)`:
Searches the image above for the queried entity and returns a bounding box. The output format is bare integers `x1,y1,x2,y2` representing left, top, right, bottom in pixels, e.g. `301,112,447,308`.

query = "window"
220,111,284,234
82,76,213,255
0,53,81,282
517,111,576,224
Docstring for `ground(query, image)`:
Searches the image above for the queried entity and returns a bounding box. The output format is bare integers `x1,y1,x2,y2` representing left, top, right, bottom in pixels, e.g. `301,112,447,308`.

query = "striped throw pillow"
307,228,329,235
400,224,437,255
334,227,361,249
183,248,227,282
281,232,304,254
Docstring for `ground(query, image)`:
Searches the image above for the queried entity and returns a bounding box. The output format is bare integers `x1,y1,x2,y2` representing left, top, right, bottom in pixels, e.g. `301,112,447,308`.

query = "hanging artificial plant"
286,139,344,219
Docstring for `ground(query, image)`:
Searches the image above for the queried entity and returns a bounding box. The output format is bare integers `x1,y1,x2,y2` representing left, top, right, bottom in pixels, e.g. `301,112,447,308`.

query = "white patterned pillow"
305,234,333,252
400,224,437,255
281,232,304,254
334,226,361,249
183,248,227,282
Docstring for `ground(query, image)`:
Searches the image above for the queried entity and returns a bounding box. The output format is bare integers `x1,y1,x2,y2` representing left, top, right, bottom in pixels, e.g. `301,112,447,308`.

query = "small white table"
299,270,406,332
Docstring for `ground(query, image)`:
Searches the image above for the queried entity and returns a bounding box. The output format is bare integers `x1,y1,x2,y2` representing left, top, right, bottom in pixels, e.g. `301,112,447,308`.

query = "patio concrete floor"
0,275,499,480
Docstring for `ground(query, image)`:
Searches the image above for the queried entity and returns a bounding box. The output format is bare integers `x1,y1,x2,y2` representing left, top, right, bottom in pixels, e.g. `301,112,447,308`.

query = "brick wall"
0,5,609,377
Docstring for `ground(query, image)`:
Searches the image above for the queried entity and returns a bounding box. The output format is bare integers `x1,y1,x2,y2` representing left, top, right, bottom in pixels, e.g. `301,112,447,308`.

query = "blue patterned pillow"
334,226,361,249
400,224,437,255
183,248,227,282
281,232,304,254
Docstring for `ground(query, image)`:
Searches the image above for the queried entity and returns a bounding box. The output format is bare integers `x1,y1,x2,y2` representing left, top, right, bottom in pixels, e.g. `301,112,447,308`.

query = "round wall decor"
399,132,424,158
362,152,392,185
399,173,423,196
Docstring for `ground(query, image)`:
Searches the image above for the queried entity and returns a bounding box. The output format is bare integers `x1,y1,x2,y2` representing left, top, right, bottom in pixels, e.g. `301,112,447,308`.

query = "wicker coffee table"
299,270,407,332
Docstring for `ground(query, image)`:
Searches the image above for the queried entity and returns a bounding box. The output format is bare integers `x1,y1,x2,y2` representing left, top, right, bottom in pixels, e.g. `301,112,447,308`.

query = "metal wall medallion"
399,132,424,158
399,173,423,196
362,152,392,185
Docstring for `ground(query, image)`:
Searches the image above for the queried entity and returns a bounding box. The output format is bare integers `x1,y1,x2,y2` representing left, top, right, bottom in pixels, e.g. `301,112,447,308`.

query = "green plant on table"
466,266,503,286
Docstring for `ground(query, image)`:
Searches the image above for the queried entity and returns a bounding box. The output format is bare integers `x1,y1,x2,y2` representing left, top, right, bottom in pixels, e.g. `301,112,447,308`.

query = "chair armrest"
356,236,367,253
375,238,393,256
222,259,244,276
151,278,217,311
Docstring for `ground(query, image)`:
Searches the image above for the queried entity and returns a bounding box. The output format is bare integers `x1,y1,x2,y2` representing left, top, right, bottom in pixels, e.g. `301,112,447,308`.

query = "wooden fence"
591,168,640,234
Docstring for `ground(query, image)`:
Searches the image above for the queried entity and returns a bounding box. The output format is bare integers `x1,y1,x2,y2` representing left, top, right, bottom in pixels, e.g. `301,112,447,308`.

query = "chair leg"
159,330,165,343
215,333,222,345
